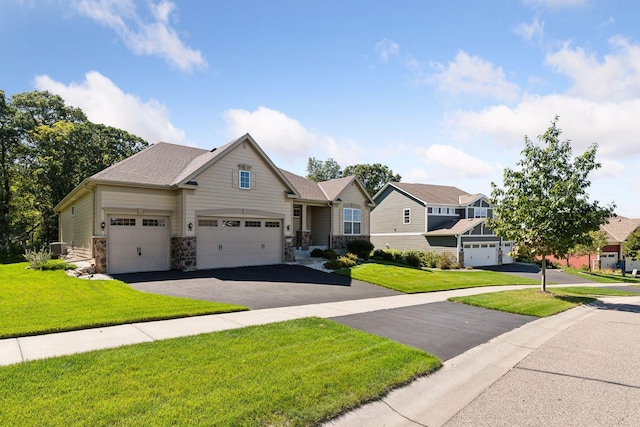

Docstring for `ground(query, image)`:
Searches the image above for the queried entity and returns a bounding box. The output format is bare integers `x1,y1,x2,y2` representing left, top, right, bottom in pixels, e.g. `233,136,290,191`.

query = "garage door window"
110,218,136,226
245,221,261,227
222,220,240,227
199,219,218,227
265,221,280,228
143,219,165,227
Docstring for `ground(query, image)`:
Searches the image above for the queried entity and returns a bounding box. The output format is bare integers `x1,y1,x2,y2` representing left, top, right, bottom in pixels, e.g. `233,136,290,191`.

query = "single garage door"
463,242,498,267
197,217,282,269
108,216,170,274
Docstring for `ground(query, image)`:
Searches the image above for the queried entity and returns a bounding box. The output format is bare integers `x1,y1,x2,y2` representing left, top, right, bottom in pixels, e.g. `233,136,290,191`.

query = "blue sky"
3,0,639,217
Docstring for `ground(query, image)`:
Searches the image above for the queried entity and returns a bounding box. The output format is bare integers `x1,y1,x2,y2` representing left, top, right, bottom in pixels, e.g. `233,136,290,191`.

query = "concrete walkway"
1,282,639,426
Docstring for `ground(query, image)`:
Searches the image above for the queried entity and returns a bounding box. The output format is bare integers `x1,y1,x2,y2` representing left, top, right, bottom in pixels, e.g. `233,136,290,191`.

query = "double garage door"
463,242,498,267
108,216,170,274
197,217,282,269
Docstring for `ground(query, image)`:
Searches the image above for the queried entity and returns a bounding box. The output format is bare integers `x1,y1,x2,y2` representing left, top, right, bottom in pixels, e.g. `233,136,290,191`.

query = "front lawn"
449,286,638,317
336,263,539,293
0,262,247,338
0,318,441,426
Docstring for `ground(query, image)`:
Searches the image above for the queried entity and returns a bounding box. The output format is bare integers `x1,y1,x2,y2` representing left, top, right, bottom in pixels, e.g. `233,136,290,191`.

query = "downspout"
328,201,333,249
456,234,461,264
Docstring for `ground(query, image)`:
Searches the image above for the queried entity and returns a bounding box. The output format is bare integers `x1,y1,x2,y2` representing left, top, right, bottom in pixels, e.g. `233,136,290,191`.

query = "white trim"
239,170,251,189
371,232,425,237
403,208,411,224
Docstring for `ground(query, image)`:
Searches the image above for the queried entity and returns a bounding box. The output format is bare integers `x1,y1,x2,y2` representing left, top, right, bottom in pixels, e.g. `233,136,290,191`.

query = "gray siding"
371,189,425,234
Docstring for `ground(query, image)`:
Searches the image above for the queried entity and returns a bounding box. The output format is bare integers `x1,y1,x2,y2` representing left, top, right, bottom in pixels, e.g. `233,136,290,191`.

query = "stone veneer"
171,236,197,271
92,237,107,273
296,230,312,250
458,250,465,268
497,248,503,265
331,235,371,251
284,236,295,262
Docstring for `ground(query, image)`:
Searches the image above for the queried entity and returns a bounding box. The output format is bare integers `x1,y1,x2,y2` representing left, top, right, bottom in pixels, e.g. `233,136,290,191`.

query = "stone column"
497,248,503,265
171,236,197,271
284,236,295,262
297,230,311,251
458,250,465,268
92,237,107,273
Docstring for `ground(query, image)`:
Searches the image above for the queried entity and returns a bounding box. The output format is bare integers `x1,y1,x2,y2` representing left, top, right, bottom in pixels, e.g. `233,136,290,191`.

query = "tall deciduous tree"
342,163,401,197
306,157,342,182
487,117,615,291
0,90,19,252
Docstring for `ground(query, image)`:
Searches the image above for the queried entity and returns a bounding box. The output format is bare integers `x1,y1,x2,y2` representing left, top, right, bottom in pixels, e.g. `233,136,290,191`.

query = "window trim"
343,207,362,235
403,208,411,224
239,170,251,190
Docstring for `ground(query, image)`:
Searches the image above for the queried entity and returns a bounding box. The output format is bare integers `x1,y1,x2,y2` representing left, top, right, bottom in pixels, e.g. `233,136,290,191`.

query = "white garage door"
108,216,170,274
599,252,618,269
197,218,282,269
464,242,498,267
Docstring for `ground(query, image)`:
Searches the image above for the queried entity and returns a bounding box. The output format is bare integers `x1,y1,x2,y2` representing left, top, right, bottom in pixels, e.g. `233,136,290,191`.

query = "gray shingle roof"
280,169,329,201
601,216,640,242
319,176,357,201
390,182,470,205
423,218,485,236
91,142,208,186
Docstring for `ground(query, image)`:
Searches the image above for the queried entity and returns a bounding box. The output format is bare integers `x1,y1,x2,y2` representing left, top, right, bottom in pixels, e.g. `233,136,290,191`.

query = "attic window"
185,180,198,186
239,170,251,189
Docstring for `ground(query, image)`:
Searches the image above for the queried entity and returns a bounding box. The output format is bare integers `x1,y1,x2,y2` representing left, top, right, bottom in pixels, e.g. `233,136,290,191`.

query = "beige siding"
370,233,457,254
98,185,178,235
310,206,331,246
371,190,425,234
333,182,371,236
59,191,94,258
187,143,293,234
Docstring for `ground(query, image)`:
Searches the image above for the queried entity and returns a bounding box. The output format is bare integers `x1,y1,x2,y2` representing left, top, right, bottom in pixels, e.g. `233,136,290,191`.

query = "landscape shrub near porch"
0,318,441,426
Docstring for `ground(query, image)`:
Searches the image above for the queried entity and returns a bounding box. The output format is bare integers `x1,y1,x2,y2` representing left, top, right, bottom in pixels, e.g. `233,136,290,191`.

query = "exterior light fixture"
101,221,106,229
188,222,193,230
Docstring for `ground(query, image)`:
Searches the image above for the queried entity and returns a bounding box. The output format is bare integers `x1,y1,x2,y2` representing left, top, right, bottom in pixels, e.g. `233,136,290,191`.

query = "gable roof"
378,182,473,206
423,217,485,236
279,170,374,204
601,216,640,243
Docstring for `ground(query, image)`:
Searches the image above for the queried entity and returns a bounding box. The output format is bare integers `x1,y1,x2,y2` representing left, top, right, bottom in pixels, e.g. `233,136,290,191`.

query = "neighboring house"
370,182,513,267
552,216,640,271
53,134,373,274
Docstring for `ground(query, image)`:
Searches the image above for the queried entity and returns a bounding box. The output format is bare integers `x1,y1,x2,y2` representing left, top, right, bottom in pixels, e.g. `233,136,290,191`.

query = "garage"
196,217,282,269
463,242,498,267
107,216,170,274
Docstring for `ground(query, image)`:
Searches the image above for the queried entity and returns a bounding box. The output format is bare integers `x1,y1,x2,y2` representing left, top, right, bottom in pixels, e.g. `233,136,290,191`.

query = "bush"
23,245,53,270
310,248,326,258
346,239,374,260
372,249,394,261
436,252,455,270
403,250,422,268
323,249,337,260
419,251,439,268
324,253,357,270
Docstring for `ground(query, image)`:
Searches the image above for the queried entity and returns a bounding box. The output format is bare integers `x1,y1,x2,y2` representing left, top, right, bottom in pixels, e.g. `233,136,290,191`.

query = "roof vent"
210,147,217,153
185,180,198,186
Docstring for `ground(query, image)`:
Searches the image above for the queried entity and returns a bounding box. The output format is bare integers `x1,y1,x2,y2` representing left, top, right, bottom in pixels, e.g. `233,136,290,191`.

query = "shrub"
436,252,455,270
419,251,439,268
403,250,422,268
323,253,357,270
23,245,53,270
372,249,394,261
346,239,374,260
310,248,326,258
323,249,338,260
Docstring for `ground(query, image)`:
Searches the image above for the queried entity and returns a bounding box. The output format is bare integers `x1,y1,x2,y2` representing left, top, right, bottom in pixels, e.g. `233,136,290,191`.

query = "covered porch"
293,203,332,252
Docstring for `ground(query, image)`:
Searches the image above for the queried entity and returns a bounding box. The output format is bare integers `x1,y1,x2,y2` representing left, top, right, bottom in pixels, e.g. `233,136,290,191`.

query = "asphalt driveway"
478,262,596,284
116,264,400,309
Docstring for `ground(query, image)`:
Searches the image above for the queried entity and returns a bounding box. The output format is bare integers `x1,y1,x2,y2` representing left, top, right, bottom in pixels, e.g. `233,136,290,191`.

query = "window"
403,208,411,224
293,206,301,217
475,208,488,218
198,219,218,227
428,206,456,215
239,170,250,189
245,221,261,227
110,218,136,226
344,208,361,235
222,220,240,227
265,221,280,228
142,219,165,227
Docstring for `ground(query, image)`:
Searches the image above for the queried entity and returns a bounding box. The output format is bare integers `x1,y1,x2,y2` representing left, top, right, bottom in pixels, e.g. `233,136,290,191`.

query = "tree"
306,157,342,181
342,163,401,197
570,229,609,272
487,117,615,291
623,228,640,262
0,90,19,252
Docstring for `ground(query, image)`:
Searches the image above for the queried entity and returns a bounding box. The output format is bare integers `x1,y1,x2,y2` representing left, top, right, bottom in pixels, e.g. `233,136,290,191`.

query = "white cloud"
546,37,640,101
75,0,206,73
447,94,640,157
415,144,498,178
431,51,520,102
375,38,400,61
222,107,337,161
514,17,544,41
522,0,587,8
34,71,186,144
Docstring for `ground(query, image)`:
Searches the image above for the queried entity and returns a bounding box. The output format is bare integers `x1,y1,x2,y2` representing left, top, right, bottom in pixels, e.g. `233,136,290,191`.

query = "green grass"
561,266,640,284
0,262,247,338
0,318,441,426
449,286,638,317
336,263,540,293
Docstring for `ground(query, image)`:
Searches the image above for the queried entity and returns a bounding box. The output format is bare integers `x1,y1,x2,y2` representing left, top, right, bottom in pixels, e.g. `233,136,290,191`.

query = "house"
370,182,513,267
53,134,373,274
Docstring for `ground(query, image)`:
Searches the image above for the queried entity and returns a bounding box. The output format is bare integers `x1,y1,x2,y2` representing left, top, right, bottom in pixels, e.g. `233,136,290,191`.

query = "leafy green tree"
623,228,640,262
487,117,615,291
342,163,401,197
570,229,609,272
0,90,20,252
306,157,342,182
